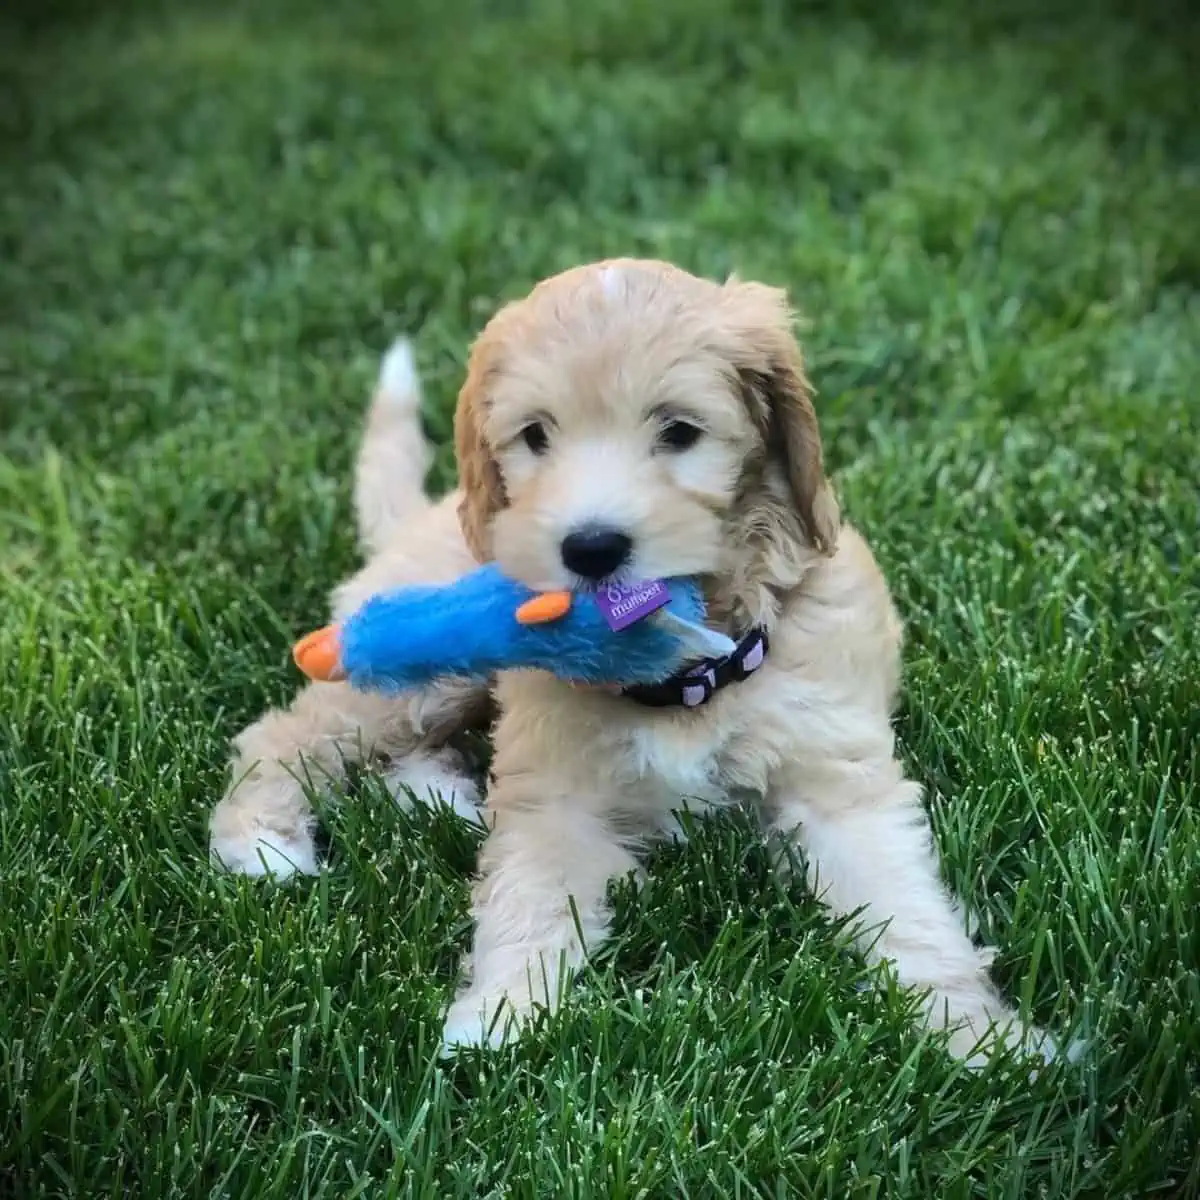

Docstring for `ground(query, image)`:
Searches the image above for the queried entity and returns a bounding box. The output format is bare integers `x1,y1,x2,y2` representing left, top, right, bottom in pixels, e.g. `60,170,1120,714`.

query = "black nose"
560,526,633,580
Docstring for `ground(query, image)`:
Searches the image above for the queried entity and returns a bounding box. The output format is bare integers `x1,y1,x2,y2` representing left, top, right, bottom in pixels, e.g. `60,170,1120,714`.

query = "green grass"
2,0,1198,1194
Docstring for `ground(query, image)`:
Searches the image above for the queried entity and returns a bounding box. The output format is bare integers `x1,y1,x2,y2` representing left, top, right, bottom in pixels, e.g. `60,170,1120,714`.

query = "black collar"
621,627,769,709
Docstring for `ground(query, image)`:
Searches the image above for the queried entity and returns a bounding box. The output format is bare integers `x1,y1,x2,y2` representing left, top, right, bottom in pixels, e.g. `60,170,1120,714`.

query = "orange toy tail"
293,625,346,682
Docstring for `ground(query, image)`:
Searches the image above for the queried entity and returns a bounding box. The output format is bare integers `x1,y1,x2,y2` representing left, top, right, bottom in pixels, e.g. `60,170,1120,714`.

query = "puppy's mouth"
569,559,701,596
568,568,641,595
513,560,654,596
516,558,708,595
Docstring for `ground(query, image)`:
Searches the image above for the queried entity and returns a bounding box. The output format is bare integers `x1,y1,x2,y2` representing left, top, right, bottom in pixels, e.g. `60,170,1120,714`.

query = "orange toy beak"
293,624,346,682
514,590,572,625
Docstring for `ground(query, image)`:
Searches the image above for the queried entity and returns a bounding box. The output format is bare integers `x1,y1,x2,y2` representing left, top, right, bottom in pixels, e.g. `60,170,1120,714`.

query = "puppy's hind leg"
209,683,399,878
209,674,485,878
210,339,486,877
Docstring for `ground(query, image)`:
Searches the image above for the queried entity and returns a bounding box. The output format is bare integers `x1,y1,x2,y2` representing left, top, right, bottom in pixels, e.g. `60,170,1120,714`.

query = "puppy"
211,259,1067,1066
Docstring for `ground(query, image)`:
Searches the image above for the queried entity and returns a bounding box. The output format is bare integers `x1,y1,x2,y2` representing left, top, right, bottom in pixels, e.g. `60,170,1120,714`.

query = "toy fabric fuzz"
292,563,719,695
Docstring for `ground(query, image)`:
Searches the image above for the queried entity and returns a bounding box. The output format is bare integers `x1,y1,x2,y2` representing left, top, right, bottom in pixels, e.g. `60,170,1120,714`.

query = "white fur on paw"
210,827,319,879
384,755,485,827
377,338,420,407
961,1023,1087,1078
440,993,520,1056
1029,1029,1087,1071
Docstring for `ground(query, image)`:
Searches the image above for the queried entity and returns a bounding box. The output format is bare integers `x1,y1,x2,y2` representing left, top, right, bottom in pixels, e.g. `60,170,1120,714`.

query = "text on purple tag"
593,579,670,631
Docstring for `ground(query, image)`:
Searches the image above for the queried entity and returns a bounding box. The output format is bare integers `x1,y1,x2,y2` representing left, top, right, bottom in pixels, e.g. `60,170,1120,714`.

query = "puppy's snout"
560,526,633,580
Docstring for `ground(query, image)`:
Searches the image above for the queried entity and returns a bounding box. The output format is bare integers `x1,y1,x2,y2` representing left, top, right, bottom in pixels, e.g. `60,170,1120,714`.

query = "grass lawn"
2,0,1198,1194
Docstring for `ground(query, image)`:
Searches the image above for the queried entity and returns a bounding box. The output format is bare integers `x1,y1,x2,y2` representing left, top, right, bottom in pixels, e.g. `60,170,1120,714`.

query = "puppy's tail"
354,338,434,556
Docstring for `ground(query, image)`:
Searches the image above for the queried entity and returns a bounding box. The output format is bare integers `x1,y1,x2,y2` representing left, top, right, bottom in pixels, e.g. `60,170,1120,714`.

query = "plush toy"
292,563,735,694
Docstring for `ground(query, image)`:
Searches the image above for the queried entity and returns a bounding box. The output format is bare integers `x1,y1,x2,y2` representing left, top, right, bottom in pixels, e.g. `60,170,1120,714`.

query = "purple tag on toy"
593,579,670,631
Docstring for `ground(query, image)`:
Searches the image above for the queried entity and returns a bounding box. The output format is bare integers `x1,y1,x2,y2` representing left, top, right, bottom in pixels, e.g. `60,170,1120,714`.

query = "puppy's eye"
658,419,703,452
520,422,550,455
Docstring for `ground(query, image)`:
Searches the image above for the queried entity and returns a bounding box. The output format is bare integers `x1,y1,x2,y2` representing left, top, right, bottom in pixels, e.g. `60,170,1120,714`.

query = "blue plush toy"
293,563,733,693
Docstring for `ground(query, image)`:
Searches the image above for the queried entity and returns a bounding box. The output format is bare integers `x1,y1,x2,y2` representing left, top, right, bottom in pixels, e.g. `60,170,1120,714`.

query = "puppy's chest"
624,722,725,803
501,675,769,811
615,707,769,815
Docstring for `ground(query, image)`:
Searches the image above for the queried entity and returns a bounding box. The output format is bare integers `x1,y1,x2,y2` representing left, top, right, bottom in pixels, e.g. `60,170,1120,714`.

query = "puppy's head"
455,259,838,619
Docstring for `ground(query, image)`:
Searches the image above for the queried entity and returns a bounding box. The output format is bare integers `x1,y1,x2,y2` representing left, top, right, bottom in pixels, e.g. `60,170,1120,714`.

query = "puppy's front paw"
440,991,528,1055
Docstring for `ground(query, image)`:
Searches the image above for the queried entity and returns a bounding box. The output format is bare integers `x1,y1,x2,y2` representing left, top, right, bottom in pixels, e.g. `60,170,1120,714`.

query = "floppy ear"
453,341,507,562
721,280,840,555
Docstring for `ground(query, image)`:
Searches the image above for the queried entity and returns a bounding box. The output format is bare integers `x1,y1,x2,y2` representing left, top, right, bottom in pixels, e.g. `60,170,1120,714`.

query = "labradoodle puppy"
211,259,1070,1066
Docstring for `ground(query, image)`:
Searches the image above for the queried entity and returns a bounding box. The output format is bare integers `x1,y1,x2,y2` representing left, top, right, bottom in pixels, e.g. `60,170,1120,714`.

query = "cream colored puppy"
212,259,1068,1066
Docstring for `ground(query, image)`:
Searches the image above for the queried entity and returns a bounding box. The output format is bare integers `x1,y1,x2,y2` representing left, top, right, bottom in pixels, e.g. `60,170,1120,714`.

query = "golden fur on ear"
453,338,507,562
720,280,841,555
